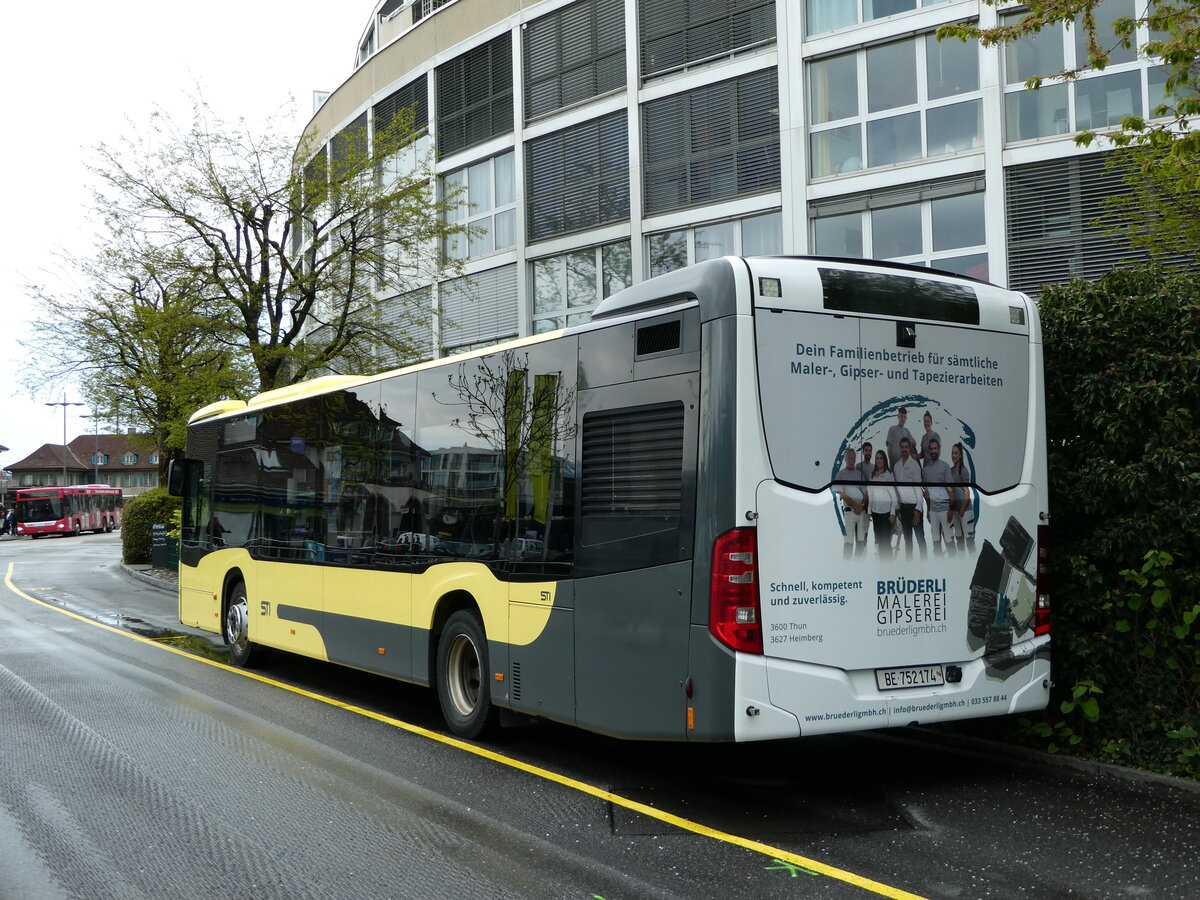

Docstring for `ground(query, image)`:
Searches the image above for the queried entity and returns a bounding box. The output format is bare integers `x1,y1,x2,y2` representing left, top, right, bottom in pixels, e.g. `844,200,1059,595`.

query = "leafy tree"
939,1,1200,258
84,96,464,392
25,239,255,473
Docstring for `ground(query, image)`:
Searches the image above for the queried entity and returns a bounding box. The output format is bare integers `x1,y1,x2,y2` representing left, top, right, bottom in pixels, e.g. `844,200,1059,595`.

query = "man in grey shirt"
921,438,954,555
919,410,942,463
856,441,875,481
886,408,915,469
834,447,868,558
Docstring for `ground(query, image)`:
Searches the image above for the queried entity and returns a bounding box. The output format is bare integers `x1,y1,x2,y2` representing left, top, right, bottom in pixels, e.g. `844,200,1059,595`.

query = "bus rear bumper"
732,635,1051,740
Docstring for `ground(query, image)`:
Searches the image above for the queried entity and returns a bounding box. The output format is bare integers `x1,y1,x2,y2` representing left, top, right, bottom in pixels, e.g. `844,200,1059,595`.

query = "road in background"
2,533,1198,899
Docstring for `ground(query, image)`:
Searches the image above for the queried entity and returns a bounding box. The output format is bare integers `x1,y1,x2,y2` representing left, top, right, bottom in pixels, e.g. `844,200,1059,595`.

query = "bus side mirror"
167,459,199,497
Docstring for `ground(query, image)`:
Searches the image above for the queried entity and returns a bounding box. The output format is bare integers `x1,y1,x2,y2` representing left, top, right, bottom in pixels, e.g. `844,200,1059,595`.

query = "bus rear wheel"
436,610,497,739
223,581,259,667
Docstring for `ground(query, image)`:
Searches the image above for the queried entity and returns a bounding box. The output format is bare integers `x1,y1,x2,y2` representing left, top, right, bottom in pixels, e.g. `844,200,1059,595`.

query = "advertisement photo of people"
832,403,976,562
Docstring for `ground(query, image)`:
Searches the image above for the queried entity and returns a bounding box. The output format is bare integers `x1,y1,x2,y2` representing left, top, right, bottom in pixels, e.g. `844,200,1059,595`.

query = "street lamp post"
45,395,85,487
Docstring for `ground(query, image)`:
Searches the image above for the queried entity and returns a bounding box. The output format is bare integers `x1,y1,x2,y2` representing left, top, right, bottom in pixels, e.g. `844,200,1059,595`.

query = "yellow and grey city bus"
170,256,1050,741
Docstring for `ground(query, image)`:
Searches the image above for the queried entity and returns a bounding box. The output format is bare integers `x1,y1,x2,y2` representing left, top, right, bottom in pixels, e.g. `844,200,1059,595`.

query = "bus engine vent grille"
581,403,684,519
511,662,522,701
636,319,681,356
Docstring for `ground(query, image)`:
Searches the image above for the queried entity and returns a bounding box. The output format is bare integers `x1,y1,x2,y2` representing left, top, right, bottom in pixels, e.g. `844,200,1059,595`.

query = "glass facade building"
303,0,1173,360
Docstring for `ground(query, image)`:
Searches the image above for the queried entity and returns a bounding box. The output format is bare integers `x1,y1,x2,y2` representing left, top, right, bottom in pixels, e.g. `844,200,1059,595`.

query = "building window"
809,34,980,178
647,210,782,277
524,0,626,121
437,34,514,158
374,77,429,139
643,68,780,215
526,111,629,242
92,453,110,466
1004,152,1165,294
444,151,517,259
810,180,989,280
439,264,519,354
377,287,434,367
1002,2,1162,143
531,241,632,334
806,0,949,37
120,453,138,465
357,24,376,68
330,113,369,187
413,0,454,24
640,0,776,79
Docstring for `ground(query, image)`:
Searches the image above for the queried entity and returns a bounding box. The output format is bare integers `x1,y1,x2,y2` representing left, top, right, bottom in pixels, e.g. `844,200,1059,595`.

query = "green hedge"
961,266,1200,777
121,487,181,565
1036,266,1200,777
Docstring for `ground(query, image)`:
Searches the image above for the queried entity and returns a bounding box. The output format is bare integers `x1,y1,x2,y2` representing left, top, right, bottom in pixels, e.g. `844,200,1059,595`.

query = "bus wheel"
223,581,258,668
436,610,497,739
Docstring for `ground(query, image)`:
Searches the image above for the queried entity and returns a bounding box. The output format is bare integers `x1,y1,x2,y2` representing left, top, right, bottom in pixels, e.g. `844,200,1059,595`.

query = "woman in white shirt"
949,442,975,552
867,450,898,559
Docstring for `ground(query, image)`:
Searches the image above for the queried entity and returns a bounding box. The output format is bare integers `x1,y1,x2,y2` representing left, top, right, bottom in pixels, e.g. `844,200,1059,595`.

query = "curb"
120,563,176,595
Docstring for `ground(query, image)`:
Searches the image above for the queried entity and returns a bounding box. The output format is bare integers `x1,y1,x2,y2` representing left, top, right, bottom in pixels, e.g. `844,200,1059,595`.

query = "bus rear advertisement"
15,485,124,538
170,256,1050,742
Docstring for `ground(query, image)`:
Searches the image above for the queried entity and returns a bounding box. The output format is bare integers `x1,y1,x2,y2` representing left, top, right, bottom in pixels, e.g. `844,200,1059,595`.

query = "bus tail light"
1034,524,1050,636
709,528,763,655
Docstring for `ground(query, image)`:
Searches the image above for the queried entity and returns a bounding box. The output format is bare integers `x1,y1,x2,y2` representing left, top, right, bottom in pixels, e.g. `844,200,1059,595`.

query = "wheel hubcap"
447,633,481,716
226,600,248,647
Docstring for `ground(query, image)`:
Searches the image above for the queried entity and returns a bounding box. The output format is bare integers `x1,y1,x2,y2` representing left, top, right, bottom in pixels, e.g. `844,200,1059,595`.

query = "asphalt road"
1,532,1198,899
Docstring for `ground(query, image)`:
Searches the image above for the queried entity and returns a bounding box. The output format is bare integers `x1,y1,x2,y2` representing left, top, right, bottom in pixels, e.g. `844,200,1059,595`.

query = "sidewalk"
118,561,224,647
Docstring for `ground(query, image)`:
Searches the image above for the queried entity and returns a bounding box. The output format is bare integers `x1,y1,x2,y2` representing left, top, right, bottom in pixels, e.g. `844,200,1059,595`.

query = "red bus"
14,485,124,538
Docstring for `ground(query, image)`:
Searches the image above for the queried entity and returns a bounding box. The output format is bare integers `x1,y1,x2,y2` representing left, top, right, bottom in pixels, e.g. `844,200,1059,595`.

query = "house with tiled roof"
6,432,160,497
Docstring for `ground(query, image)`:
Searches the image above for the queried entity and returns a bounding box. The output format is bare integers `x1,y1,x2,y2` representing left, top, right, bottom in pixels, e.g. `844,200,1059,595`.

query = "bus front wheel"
436,610,497,739
223,581,259,668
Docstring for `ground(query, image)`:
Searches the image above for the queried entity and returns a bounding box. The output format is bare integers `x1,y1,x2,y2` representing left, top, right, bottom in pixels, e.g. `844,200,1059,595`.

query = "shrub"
121,487,181,565
1029,265,1200,775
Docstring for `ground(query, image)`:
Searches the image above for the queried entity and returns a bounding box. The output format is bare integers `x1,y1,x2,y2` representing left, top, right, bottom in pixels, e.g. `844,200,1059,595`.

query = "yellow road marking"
4,561,927,900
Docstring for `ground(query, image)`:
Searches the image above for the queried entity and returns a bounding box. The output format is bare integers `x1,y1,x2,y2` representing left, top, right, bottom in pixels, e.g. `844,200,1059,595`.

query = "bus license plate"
875,664,945,691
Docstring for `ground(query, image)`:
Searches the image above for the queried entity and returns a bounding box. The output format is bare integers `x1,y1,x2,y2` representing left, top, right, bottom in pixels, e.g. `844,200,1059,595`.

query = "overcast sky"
0,1,370,469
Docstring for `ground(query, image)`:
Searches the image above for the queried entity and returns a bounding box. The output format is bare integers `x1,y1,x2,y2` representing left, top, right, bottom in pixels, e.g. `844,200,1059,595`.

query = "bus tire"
223,581,259,668
436,610,497,739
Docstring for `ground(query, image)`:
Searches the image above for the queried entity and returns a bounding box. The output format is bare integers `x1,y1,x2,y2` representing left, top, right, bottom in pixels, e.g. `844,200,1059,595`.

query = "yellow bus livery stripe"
184,550,558,650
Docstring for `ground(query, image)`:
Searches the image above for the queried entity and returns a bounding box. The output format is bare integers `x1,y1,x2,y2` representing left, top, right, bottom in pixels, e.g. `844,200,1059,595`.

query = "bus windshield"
17,497,64,522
